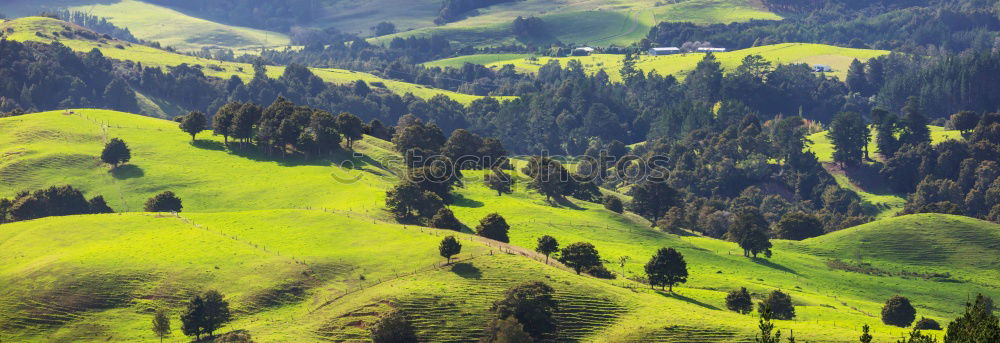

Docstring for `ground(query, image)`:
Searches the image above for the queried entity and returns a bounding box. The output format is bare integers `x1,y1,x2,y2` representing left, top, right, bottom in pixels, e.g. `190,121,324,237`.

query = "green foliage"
759,290,796,320
775,212,824,240
430,208,464,231
644,247,688,291
754,305,782,343
385,181,445,222
860,324,874,343
476,213,511,243
180,290,231,340
627,171,680,224
480,316,533,343
2,185,104,222
914,317,941,330
900,97,932,147
944,294,1000,343
101,137,131,167
179,111,207,141
950,111,980,138
728,207,773,258
522,156,570,202
440,235,462,264
559,242,602,275
534,235,559,264
485,169,514,196
151,308,171,343
829,111,869,166
726,287,754,314
489,281,557,340
144,191,183,212
602,195,623,213
336,112,364,149
371,310,418,343
896,328,938,343
882,295,917,327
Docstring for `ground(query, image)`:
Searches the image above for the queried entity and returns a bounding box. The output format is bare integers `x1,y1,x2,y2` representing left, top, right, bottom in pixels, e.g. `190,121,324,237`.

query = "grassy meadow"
436,43,890,81
1,109,997,341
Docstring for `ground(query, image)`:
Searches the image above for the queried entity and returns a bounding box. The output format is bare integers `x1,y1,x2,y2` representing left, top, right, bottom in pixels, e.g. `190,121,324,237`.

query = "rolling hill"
1,109,998,342
425,43,891,81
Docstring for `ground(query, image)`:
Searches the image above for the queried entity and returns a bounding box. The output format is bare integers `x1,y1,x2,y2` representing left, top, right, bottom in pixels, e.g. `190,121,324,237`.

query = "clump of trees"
726,208,773,258
603,195,623,213
0,185,112,223
644,247,688,292
774,212,824,240
758,290,795,320
726,287,753,314
144,191,183,212
385,181,444,223
180,290,231,340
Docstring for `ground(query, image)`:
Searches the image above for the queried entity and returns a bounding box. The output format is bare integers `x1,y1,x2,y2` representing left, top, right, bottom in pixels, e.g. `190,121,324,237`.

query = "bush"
913,317,941,330
725,287,753,314
144,191,183,212
476,213,510,243
882,295,917,327
429,208,463,231
370,310,417,343
603,195,623,213
758,290,795,320
583,264,616,279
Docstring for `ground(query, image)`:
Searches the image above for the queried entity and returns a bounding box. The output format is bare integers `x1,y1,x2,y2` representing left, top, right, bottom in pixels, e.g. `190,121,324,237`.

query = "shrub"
481,316,532,343
603,195,624,213
429,208,463,231
583,264,616,279
758,290,795,320
145,191,182,212
370,310,417,343
913,317,941,330
726,287,753,314
476,213,510,243
489,282,557,340
882,295,917,327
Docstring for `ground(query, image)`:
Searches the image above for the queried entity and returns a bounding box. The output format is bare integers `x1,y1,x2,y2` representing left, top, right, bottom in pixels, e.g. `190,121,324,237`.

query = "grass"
69,0,291,53
370,0,779,48
1,109,998,342
0,17,497,106
451,43,889,81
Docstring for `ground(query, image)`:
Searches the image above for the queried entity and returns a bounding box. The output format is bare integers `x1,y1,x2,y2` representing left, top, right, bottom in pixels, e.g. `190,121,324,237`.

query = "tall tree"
485,169,514,196
180,290,230,340
829,111,868,166
522,156,570,202
336,112,364,148
179,111,207,141
686,53,723,104
439,235,462,264
727,207,772,258
644,247,689,292
899,97,931,146
726,287,753,314
846,59,868,94
874,110,901,158
944,294,999,343
535,235,559,264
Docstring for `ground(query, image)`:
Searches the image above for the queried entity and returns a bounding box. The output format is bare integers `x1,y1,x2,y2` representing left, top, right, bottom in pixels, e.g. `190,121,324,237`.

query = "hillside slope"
2,109,999,341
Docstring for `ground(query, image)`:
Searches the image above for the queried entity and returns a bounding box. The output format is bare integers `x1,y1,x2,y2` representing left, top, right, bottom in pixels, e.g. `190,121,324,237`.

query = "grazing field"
69,0,291,53
444,43,890,81
1,109,997,342
370,0,779,48
0,17,494,105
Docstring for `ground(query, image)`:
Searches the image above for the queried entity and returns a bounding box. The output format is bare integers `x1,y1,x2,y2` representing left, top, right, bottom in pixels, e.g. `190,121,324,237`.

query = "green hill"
427,43,890,81
1,109,998,342
0,17,495,108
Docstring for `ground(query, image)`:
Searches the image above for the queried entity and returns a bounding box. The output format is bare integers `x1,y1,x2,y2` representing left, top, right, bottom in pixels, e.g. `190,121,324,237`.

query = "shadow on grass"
191,139,226,151
548,196,585,210
658,291,721,310
452,194,484,208
110,164,144,179
752,257,798,275
451,262,482,279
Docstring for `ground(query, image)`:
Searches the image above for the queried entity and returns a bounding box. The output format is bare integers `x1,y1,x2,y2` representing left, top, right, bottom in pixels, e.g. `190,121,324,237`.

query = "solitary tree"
522,156,569,202
101,138,131,168
758,290,796,320
180,290,231,340
535,235,559,264
429,208,464,231
882,295,917,327
476,213,511,243
489,281,558,340
559,242,602,275
145,191,182,212
179,111,207,141
336,112,364,148
726,287,754,314
439,235,462,264
370,310,417,343
151,308,171,343
371,21,397,36
644,247,688,292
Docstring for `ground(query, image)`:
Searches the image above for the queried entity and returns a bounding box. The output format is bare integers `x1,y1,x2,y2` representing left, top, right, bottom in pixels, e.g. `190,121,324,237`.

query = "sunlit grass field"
1,109,997,341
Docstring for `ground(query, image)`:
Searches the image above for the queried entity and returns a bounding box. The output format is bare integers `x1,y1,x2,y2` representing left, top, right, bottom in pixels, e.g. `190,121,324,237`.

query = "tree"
628,171,680,224
180,290,231,340
686,53,723,104
371,310,417,343
144,191,182,212
559,242,602,275
336,112,364,148
774,212,824,240
101,138,131,168
429,208,464,231
439,235,462,264
213,102,240,144
476,213,511,243
385,181,444,221
900,97,931,146
603,195,623,213
151,308,171,343
846,59,868,94
309,110,341,155
944,294,999,343
755,303,782,343
882,295,917,327
522,156,569,202
897,328,939,343
829,111,868,166
726,287,754,314
950,111,980,138
485,169,514,196
442,129,485,168
860,324,873,343
728,208,772,258
179,111,207,141
875,110,901,158
480,316,533,343
914,318,941,330
758,290,795,320
535,235,559,264
644,247,688,292
88,196,113,214
371,21,396,36
489,281,558,340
